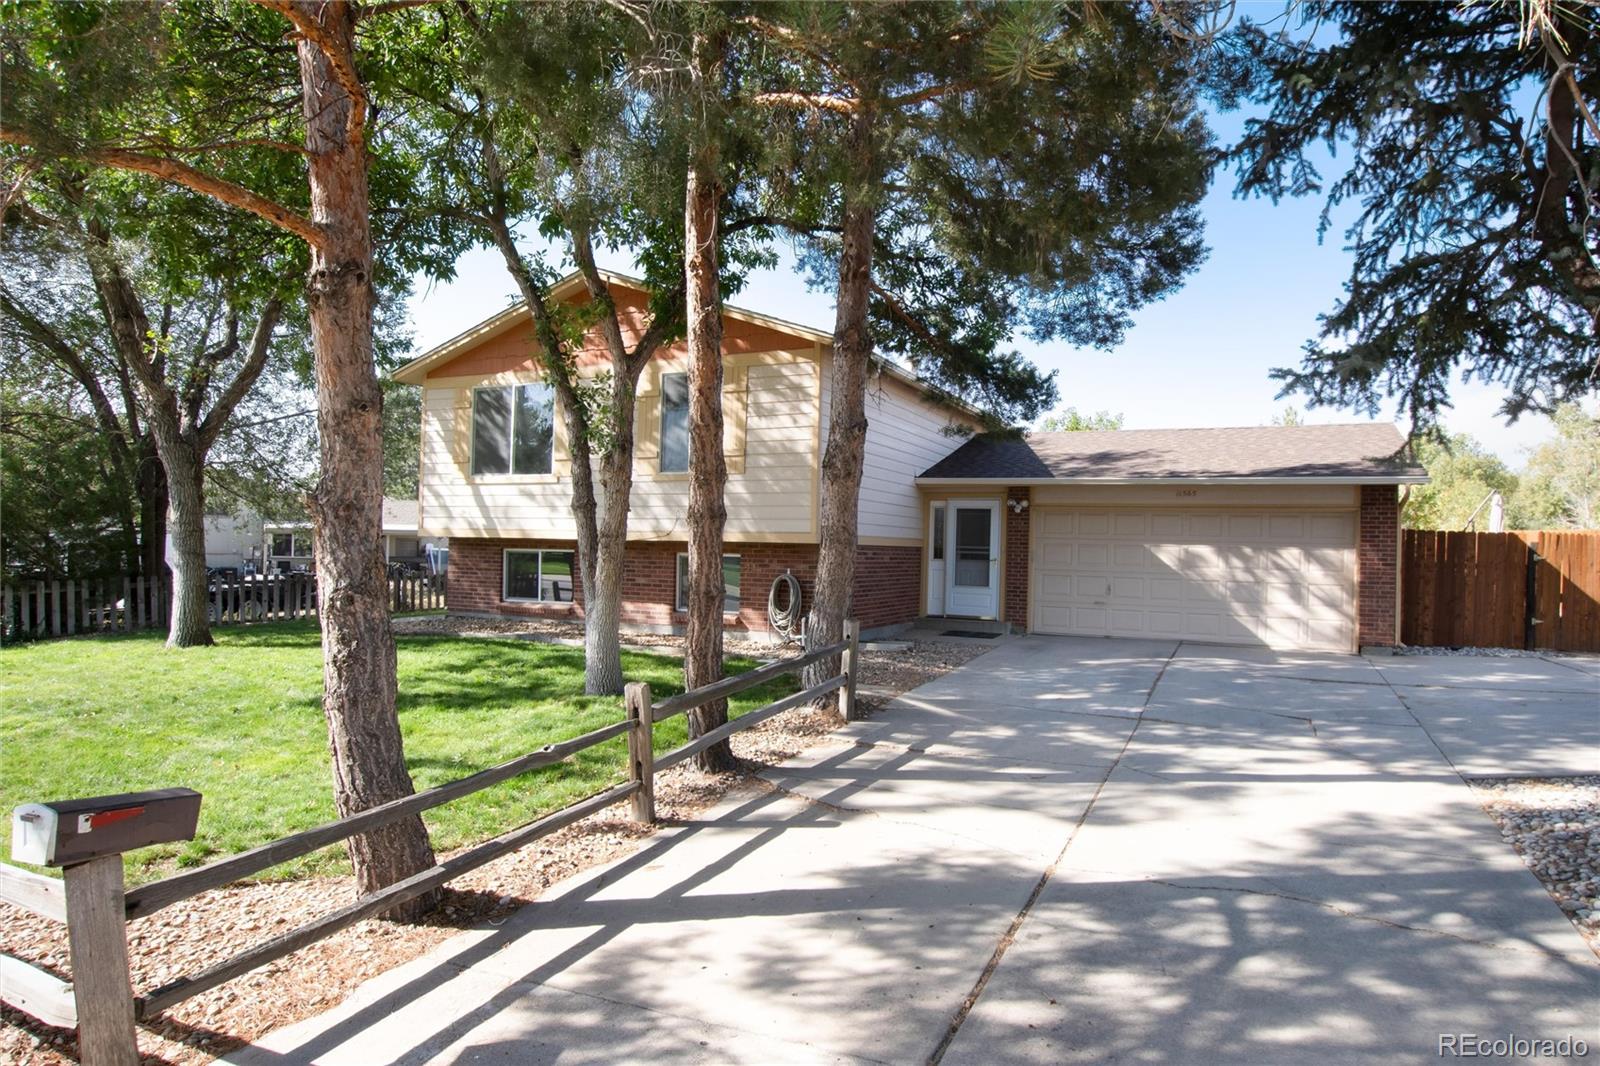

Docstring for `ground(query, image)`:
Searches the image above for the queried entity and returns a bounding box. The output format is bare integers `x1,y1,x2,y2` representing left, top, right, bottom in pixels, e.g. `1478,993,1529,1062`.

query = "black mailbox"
11,788,202,867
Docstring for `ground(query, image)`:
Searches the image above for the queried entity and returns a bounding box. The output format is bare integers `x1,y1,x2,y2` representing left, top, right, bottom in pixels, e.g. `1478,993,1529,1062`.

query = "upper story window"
660,372,689,473
472,384,554,476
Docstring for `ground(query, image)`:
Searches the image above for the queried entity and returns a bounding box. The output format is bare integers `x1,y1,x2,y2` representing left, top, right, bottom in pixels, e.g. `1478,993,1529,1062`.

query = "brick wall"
1004,488,1030,631
448,538,584,620
851,545,921,631
1357,485,1399,647
449,536,922,636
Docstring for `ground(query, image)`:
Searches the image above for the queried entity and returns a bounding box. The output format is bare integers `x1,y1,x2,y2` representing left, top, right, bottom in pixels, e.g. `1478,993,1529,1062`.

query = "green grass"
0,620,793,884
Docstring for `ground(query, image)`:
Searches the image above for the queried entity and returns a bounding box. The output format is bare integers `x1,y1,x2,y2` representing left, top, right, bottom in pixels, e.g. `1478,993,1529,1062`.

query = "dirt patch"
1469,775,1600,956
0,630,992,1065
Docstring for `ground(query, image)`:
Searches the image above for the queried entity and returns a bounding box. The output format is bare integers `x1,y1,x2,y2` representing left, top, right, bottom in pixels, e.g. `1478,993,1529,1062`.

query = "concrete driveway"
231,637,1599,1065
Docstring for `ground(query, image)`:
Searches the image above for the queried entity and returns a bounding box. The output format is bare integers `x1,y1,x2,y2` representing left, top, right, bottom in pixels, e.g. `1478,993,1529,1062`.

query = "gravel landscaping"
0,623,993,1066
1469,775,1600,955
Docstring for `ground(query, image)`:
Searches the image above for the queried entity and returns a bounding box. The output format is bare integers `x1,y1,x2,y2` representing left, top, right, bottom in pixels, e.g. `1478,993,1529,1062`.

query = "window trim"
471,383,556,479
501,547,576,604
674,552,741,615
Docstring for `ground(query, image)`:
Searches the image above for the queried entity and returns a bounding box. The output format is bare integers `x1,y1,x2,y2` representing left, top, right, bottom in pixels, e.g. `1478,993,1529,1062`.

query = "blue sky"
403,111,1559,467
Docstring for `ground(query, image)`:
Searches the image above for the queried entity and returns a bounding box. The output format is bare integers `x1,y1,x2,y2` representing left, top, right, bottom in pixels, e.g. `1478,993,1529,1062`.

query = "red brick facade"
1004,488,1030,631
1357,484,1400,647
448,537,919,637
851,545,921,631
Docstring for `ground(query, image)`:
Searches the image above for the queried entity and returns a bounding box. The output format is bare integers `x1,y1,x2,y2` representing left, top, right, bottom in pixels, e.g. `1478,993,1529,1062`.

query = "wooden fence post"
840,618,860,722
62,856,137,1066
624,681,655,824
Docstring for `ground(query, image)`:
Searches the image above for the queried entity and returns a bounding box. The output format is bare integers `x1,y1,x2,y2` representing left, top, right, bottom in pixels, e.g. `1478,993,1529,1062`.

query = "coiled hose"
767,570,804,644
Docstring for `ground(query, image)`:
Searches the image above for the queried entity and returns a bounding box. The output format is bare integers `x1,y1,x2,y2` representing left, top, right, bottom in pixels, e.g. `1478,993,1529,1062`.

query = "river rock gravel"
1469,775,1600,955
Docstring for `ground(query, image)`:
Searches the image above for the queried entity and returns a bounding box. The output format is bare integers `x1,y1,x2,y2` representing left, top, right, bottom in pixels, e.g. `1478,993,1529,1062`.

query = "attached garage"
1032,505,1357,651
916,424,1428,652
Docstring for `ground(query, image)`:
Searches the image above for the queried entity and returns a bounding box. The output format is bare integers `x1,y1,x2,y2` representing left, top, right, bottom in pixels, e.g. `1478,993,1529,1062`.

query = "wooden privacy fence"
1,571,446,642
0,621,860,1066
1401,529,1600,652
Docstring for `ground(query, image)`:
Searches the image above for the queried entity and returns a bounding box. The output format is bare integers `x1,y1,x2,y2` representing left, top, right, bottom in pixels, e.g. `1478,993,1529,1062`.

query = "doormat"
941,630,1002,639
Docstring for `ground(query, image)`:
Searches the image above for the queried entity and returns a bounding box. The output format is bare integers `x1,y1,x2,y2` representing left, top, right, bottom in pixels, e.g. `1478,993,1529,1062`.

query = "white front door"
926,502,947,616
944,501,1001,618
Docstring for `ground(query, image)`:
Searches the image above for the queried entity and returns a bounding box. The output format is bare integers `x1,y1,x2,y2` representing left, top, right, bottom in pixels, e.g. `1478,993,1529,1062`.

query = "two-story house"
394,271,1425,652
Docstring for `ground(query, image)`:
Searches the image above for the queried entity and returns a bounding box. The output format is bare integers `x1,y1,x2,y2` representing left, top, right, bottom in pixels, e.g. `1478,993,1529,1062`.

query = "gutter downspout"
1395,485,1412,647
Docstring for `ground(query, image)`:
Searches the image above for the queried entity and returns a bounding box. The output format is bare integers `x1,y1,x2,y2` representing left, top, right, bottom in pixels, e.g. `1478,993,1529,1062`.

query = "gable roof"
391,268,831,386
389,270,985,423
918,423,1427,484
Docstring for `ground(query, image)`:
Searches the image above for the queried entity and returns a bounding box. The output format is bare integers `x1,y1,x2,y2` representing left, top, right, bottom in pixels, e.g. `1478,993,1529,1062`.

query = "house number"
1175,489,1199,497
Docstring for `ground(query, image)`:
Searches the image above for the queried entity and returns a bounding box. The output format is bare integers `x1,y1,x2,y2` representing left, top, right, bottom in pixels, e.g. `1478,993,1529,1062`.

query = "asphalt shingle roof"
918,423,1424,482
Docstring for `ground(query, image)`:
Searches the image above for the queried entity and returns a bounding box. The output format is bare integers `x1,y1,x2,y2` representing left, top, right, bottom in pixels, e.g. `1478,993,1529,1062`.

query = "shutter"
450,388,472,475
723,361,748,475
635,363,661,469
551,395,571,478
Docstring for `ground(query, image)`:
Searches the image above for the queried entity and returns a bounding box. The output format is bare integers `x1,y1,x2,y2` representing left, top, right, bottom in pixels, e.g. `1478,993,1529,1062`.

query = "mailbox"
12,788,201,867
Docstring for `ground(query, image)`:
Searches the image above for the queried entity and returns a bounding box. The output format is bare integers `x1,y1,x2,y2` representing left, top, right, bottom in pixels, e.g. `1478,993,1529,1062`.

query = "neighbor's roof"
389,269,982,421
264,497,421,532
917,423,1427,484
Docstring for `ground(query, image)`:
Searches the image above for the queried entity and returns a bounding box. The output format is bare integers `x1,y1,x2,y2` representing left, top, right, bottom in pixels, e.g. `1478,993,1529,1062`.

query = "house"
262,498,445,573
165,512,264,571
394,272,1425,652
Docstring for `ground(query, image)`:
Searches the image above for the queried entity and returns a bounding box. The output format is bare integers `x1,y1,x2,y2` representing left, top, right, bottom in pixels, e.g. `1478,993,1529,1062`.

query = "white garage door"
1033,507,1358,651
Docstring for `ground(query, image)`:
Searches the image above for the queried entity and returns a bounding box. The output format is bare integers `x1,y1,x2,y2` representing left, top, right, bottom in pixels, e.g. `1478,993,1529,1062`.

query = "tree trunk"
293,3,436,919
684,142,734,773
162,439,214,647
803,114,876,697
135,440,168,577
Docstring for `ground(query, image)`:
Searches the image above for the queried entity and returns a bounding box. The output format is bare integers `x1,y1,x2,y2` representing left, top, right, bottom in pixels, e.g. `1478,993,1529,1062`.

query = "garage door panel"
1113,543,1149,569
1033,505,1357,652
1310,514,1356,541
1077,543,1110,568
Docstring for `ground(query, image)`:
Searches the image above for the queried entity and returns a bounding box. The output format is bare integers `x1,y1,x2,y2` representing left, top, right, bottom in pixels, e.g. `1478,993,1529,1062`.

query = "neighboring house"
394,272,1425,652
262,498,445,573
164,512,265,571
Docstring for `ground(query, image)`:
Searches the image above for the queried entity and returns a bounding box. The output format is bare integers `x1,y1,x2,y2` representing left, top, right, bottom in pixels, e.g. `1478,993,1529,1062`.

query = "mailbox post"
12,789,200,1066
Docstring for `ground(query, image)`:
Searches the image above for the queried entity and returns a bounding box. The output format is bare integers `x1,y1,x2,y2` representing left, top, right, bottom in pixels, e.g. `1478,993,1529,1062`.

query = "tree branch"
0,127,326,247
751,90,857,115
200,297,284,451
723,213,843,237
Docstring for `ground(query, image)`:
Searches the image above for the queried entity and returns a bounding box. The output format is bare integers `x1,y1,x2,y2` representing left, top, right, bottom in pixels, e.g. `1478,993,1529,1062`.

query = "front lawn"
0,621,792,883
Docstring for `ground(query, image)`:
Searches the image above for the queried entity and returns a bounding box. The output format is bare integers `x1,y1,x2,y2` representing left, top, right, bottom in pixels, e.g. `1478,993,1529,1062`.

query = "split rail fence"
1400,529,1600,652
0,621,859,1066
2,571,445,642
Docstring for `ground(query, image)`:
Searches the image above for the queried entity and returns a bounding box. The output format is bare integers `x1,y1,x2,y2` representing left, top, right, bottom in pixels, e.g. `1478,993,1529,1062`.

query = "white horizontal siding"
856,374,975,540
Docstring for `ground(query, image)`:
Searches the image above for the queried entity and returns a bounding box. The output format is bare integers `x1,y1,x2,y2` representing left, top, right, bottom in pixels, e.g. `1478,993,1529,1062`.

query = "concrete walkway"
229,638,1599,1065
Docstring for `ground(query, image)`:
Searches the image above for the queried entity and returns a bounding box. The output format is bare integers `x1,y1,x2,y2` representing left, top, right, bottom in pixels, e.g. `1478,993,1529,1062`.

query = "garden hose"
767,570,804,644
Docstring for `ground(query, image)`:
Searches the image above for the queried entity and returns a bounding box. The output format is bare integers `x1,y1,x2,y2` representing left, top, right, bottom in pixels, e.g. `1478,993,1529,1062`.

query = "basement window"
503,549,575,603
675,553,741,614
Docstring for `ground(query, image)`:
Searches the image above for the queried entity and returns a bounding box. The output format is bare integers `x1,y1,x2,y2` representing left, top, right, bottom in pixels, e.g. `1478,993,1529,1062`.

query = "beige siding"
820,365,977,542
418,352,820,540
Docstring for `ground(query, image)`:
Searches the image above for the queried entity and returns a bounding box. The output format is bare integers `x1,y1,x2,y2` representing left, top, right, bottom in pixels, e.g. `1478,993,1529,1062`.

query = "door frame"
942,498,1002,619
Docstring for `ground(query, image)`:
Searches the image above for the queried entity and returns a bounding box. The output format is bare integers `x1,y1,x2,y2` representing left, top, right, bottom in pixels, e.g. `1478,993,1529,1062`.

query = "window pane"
271,533,293,556
675,553,689,611
722,556,741,614
472,388,511,475
513,384,554,475
504,550,540,600
953,508,991,587
931,506,946,561
294,533,313,556
540,550,574,602
660,373,689,473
